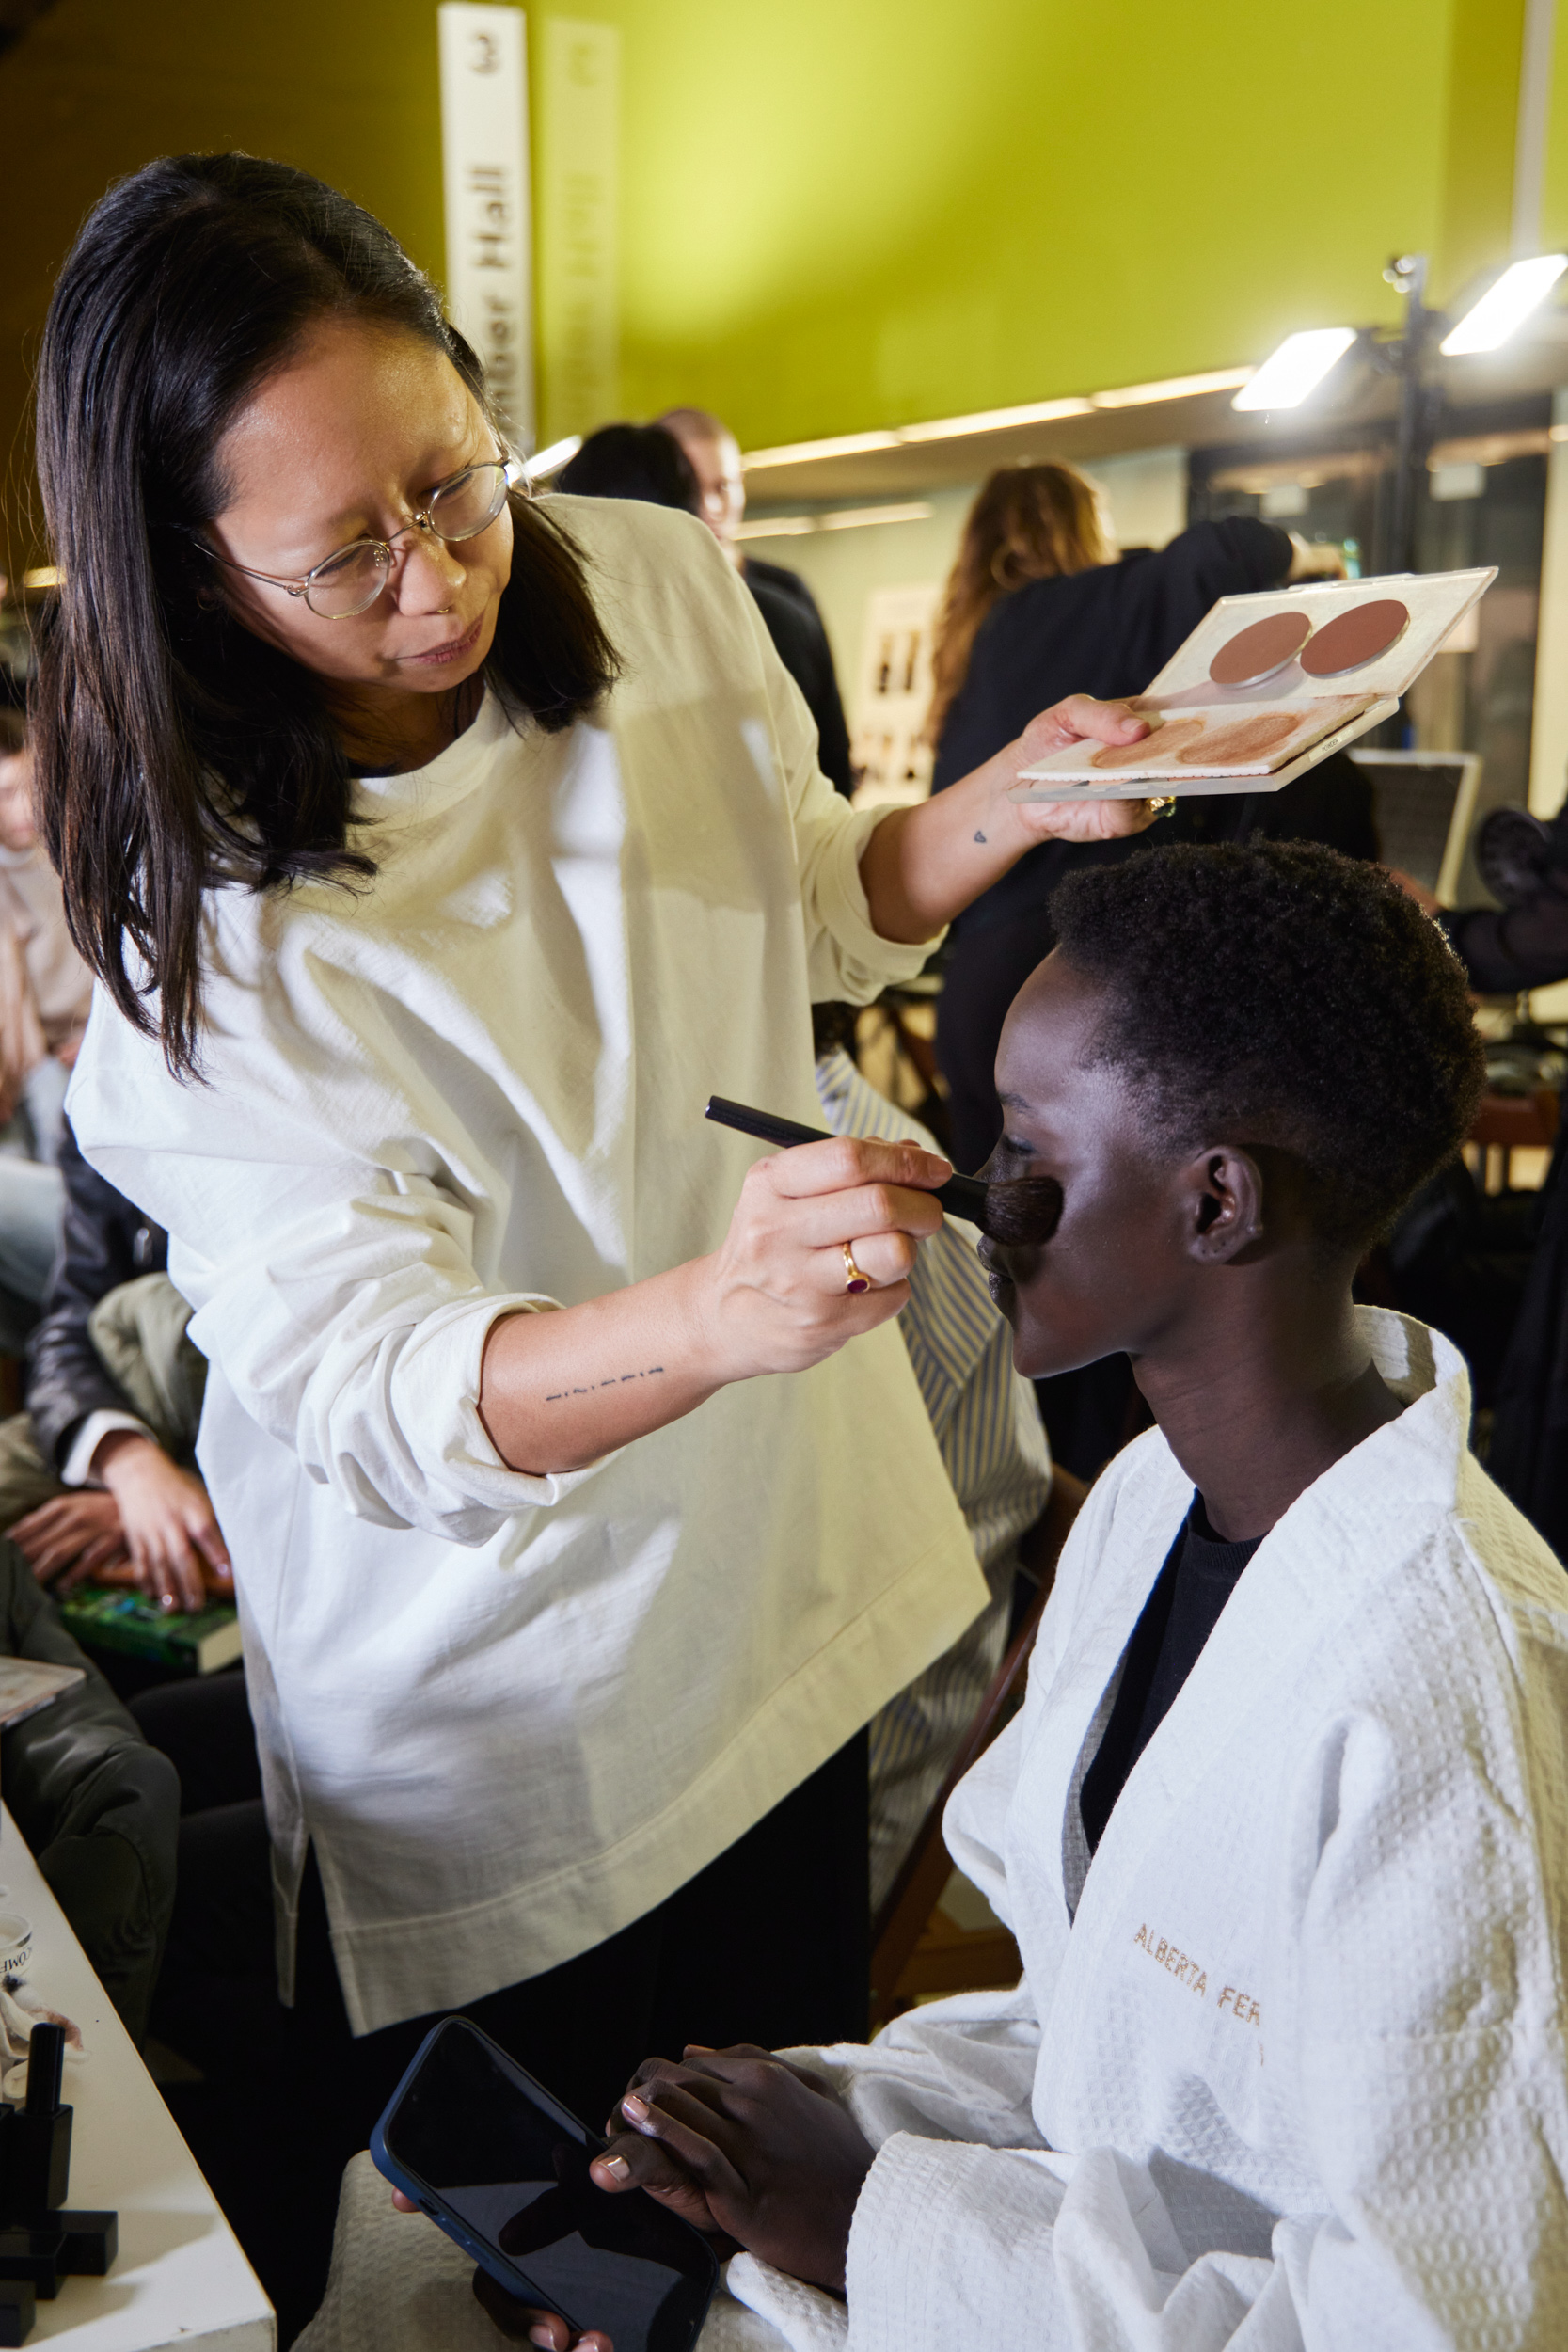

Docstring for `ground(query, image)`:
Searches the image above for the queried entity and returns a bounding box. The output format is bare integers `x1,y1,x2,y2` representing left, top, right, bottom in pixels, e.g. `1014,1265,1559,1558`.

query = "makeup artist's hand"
700,1133,948,1380
859,693,1156,946
479,1133,951,1475
590,2045,876,2296
1001,698,1160,847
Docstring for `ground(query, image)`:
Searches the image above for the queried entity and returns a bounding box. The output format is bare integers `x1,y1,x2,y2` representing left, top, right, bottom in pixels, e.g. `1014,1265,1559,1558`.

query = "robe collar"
1020,1309,1467,1929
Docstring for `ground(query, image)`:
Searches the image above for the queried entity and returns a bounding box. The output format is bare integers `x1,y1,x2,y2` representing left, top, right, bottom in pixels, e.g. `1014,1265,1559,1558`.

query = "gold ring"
842,1242,871,1295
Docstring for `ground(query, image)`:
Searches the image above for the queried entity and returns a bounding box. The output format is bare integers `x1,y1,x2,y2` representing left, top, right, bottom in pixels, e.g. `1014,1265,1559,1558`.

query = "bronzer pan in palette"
1299,596,1410,676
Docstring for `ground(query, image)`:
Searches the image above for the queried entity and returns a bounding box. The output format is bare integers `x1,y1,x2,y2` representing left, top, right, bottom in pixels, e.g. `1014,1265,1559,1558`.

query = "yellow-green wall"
597,0,1527,450
0,0,1544,551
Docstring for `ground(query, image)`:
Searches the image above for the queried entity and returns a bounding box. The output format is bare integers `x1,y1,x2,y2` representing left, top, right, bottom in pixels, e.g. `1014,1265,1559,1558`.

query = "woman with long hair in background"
927,462,1364,1476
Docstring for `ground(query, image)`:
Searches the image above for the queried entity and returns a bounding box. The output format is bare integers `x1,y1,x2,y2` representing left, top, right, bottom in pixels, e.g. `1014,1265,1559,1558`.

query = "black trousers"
135,1673,869,2345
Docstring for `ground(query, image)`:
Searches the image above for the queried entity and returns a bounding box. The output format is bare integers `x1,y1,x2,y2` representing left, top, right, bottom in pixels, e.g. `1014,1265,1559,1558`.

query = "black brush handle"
704,1096,992,1227
24,2029,62,2119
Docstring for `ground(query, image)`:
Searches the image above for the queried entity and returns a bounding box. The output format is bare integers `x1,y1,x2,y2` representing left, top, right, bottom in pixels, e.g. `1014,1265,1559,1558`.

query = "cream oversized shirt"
68,498,987,2033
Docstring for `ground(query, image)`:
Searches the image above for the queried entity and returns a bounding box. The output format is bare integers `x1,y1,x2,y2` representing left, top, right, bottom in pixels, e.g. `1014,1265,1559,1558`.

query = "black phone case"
371,2018,721,2349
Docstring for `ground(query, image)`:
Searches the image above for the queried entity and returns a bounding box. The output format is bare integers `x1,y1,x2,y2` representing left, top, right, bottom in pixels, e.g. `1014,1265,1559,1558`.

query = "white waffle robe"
66,495,987,2033
295,1310,1568,2352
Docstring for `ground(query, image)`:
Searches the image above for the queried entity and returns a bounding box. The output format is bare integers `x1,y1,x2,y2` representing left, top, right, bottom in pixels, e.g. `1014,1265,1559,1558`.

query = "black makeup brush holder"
0,2027,118,2335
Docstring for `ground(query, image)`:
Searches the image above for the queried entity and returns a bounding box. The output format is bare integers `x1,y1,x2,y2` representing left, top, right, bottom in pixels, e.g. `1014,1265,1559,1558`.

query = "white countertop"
0,1804,274,2350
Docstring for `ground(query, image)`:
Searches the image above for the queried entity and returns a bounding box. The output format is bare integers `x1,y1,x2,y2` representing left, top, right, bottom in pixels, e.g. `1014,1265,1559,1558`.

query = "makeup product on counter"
704,1098,1062,1246
11,2028,70,2218
32,2212,115,2276
0,2230,61,2302
1011,566,1495,801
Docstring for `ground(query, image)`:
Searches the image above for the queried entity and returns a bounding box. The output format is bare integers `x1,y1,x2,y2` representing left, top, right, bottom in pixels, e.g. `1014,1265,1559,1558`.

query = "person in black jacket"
929,467,1356,1179
0,1537,178,2042
559,420,856,796
1390,825,1568,1560
926,465,1364,1477
1,1119,230,1613
658,405,856,795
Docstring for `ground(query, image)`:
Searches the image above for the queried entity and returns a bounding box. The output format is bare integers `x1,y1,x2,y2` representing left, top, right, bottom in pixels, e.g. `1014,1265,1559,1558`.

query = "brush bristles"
976,1174,1064,1247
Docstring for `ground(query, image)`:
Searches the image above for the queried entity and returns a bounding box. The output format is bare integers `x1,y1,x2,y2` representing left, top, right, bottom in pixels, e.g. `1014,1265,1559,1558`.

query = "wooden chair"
869,1467,1087,2026
1465,1089,1560,1196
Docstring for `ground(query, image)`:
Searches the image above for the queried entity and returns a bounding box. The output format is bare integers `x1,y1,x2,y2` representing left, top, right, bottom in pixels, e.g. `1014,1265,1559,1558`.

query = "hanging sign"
438,2,534,450
537,16,621,444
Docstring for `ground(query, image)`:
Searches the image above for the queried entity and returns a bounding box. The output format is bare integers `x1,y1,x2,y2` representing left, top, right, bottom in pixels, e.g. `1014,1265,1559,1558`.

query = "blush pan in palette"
1208,611,1313,688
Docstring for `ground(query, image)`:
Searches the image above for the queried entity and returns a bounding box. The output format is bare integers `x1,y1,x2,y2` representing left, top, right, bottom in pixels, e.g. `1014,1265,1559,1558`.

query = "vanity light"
1232,329,1357,412
1440,255,1568,356
523,435,583,482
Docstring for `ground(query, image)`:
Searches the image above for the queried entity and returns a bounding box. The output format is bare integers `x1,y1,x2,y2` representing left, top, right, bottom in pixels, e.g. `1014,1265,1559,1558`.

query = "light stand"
1372,252,1446,579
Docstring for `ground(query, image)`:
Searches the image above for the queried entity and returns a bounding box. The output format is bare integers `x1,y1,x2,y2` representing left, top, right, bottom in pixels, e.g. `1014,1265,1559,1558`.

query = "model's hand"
699,1135,948,1384
591,2045,875,2296
10,1490,129,1586
91,1433,231,1613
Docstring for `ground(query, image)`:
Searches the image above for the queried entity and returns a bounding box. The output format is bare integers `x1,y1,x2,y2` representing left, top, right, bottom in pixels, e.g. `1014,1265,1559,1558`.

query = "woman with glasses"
30,152,1148,2321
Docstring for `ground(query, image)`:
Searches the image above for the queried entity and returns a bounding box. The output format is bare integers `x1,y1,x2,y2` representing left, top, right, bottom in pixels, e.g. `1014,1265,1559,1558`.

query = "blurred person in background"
929,463,1365,1477
0,1114,232,1616
554,420,698,509
0,573,34,713
660,405,853,794
0,722,93,1347
1389,836,1568,1564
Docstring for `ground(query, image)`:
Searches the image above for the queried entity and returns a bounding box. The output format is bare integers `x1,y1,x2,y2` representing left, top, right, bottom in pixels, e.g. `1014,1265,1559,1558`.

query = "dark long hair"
33,152,619,1075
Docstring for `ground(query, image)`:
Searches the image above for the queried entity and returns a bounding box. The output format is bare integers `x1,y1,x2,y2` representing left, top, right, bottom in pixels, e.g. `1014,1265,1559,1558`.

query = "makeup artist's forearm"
479,1262,722,1473
860,751,1035,941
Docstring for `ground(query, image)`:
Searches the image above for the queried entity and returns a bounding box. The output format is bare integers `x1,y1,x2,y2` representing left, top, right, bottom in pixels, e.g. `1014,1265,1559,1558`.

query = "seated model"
307,840,1566,2350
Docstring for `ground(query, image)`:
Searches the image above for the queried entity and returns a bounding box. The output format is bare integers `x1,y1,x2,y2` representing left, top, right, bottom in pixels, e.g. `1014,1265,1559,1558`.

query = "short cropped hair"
1049,839,1486,1248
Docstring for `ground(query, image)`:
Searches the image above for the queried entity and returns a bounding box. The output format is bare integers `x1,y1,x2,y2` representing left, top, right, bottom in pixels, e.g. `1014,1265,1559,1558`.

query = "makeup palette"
1011,566,1495,800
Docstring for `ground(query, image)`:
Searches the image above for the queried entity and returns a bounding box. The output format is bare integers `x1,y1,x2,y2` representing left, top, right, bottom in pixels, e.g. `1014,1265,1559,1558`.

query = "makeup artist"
31,154,1151,2306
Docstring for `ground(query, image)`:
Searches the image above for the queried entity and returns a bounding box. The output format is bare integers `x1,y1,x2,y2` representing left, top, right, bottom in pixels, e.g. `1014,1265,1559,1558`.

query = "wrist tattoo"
545,1367,666,1402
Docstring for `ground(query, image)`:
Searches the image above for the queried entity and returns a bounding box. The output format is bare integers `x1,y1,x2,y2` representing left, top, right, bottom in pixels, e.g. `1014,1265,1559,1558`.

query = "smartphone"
371,2018,720,2352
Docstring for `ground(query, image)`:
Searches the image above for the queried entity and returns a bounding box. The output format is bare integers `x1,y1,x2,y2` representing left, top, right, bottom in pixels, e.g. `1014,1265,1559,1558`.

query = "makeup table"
0,1804,274,2350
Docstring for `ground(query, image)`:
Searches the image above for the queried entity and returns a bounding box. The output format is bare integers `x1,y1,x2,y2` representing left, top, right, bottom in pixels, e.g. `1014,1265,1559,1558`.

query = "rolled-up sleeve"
71,1036,616,1545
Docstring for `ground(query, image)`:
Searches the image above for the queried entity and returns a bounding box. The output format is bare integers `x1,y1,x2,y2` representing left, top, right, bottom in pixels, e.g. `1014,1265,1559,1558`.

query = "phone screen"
377,2020,718,2352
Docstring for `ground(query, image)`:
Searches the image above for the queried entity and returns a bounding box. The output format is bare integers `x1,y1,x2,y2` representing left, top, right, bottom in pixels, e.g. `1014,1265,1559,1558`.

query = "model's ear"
1181,1146,1265,1264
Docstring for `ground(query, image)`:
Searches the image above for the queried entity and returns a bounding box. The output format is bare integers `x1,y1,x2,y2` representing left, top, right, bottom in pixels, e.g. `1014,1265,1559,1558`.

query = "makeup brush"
704,1097,1062,1247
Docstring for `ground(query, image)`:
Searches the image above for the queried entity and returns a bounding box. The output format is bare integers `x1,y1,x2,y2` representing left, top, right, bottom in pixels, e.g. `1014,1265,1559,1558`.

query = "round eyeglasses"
201,456,525,619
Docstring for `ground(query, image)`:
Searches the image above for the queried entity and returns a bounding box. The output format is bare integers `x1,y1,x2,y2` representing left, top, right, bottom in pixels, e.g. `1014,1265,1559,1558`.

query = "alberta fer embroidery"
1133,1922,1264,2052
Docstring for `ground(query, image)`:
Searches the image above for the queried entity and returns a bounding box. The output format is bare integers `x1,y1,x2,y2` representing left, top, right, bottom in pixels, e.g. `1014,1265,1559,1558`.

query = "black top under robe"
1079,1498,1263,1856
